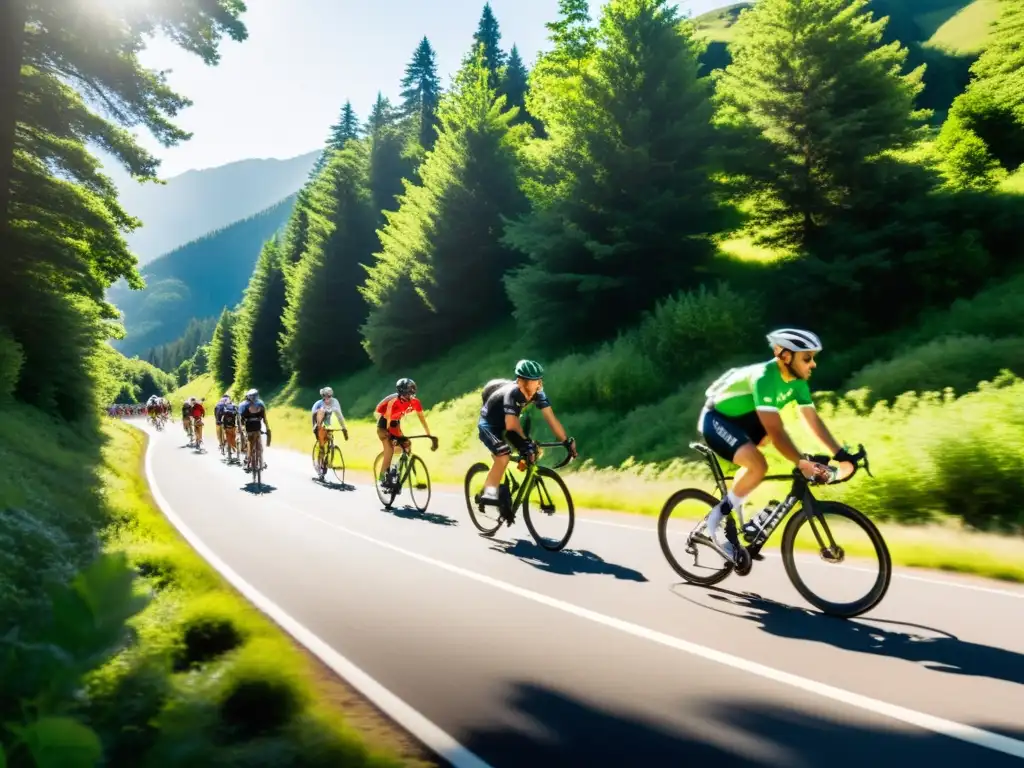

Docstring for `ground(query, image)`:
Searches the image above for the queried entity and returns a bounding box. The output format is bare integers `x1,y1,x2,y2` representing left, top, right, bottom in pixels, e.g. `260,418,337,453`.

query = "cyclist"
190,397,207,447
214,393,231,454
181,398,194,441
146,395,159,424
239,388,271,471
312,386,349,451
699,328,857,558
375,378,433,488
477,359,576,521
219,395,240,462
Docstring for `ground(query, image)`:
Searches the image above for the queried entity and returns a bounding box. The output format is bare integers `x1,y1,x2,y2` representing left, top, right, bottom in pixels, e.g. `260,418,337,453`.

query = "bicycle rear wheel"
406,455,431,512
372,452,398,508
781,501,891,618
523,467,574,552
658,488,734,587
464,462,502,536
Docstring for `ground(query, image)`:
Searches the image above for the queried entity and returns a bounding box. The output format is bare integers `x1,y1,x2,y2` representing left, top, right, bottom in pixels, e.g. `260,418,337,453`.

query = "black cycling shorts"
478,419,510,456
701,409,766,462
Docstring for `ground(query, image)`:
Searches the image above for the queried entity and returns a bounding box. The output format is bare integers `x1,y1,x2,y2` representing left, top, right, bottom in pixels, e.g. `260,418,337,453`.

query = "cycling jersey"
181,404,191,419
704,360,814,418
480,381,551,433
219,402,238,427
375,394,422,421
190,402,205,419
312,398,346,428
239,399,268,432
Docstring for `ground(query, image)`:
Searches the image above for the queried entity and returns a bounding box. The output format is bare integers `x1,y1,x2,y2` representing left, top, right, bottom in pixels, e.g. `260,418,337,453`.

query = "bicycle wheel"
523,467,575,551
405,454,431,512
657,488,735,587
781,501,892,618
372,452,398,508
463,462,502,535
329,445,346,485
252,440,262,488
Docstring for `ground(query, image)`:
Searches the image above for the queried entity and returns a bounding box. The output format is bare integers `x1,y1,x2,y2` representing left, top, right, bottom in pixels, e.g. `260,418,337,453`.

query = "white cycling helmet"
245,388,259,401
320,386,333,397
766,328,822,353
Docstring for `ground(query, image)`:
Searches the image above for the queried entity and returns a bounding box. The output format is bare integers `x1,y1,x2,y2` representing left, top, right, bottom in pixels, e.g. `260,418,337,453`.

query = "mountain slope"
117,151,320,264
111,194,298,358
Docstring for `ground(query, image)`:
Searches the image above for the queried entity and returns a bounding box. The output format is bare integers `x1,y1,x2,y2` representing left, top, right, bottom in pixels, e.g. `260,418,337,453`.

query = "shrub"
845,335,1024,402
172,594,252,671
216,639,310,740
0,329,24,401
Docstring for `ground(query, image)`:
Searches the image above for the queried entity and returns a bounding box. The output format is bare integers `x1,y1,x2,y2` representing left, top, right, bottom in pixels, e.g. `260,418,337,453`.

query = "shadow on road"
314,478,356,492
490,539,648,581
382,504,458,527
240,482,277,495
672,584,1024,689
460,681,1024,767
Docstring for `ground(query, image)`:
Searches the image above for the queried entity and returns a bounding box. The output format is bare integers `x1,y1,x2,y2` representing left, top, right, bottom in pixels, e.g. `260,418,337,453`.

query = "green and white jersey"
704,360,815,418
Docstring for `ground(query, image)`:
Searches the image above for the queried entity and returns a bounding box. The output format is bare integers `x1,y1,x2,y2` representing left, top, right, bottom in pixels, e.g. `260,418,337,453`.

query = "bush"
845,335,1024,402
216,639,310,740
172,594,252,671
0,329,24,401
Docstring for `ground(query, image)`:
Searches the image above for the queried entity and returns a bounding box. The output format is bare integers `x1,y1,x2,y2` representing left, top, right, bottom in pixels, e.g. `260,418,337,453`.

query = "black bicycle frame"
386,434,437,490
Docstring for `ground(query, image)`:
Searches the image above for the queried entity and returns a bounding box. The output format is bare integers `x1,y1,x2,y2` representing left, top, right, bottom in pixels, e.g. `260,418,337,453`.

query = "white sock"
707,491,748,542
482,486,498,499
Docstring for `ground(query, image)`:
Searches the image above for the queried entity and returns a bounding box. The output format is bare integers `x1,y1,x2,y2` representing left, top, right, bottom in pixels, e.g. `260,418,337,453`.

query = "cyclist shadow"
240,482,277,495
673,584,1024,688
380,503,457,527
315,478,356,492
490,539,648,582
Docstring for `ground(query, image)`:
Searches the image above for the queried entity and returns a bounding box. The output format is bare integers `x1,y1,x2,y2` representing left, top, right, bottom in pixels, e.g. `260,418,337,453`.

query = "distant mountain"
116,151,320,264
110,194,298,358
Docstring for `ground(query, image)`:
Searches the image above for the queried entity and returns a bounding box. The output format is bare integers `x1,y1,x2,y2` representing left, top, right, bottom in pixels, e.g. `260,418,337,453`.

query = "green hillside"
110,194,297,358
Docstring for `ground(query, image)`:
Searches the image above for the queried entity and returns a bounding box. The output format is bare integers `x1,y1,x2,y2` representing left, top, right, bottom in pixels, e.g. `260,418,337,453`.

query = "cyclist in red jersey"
190,397,207,446
375,378,434,488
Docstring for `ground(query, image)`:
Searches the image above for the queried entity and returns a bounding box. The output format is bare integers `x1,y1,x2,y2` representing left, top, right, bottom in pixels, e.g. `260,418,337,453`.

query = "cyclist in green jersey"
699,328,857,558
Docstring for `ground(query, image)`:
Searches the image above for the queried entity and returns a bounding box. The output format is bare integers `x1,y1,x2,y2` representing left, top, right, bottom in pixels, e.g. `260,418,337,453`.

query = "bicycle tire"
464,462,502,536
523,466,575,552
329,445,346,485
780,501,892,618
372,452,398,508
253,440,262,488
657,488,734,587
406,454,432,512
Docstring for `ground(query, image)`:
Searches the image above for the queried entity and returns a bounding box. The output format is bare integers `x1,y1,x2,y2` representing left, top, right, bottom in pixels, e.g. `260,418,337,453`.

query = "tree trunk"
0,0,26,235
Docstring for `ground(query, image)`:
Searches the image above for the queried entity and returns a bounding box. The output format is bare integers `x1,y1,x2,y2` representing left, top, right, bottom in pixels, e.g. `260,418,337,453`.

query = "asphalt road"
140,421,1024,767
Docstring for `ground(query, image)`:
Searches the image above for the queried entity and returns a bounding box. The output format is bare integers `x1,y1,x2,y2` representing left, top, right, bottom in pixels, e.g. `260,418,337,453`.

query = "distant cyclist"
698,328,857,558
312,386,349,451
190,397,207,448
375,378,433,488
181,398,194,442
239,388,271,471
219,395,240,461
214,393,231,454
477,360,576,521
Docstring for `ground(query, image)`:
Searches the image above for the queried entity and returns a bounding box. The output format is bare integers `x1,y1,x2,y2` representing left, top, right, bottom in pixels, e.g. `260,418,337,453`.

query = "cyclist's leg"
377,419,394,482
700,408,767,548
478,419,511,502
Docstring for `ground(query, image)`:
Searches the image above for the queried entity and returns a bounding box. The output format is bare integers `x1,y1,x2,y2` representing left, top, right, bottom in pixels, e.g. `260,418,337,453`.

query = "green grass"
0,405,421,766
692,2,752,42
925,0,997,54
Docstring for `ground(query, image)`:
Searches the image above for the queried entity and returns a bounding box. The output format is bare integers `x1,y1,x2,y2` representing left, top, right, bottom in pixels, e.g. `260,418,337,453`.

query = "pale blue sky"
109,0,727,181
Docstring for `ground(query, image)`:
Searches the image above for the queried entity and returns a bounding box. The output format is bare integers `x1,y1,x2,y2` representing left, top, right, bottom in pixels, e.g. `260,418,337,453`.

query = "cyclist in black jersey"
477,359,577,516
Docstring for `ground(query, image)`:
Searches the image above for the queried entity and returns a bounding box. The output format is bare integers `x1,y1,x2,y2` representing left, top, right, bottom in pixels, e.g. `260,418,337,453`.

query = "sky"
102,0,728,183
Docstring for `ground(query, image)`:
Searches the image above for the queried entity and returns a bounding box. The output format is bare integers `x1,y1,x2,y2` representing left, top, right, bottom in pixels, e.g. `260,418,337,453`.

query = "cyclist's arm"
415,409,430,436
797,406,841,456
756,410,803,464
540,406,568,443
331,399,346,428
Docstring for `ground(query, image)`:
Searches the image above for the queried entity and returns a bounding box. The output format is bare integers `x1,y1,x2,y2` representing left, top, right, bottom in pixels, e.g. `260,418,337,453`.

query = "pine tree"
328,100,360,152
500,45,540,132
234,236,288,388
280,189,313,267
504,0,726,348
367,103,415,223
713,0,927,251
209,307,237,389
473,3,507,89
939,0,1024,186
400,37,442,151
281,141,377,381
543,0,598,69
360,45,529,368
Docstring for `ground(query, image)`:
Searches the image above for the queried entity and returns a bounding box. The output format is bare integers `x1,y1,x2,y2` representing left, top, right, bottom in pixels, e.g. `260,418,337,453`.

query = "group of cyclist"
160,326,848,562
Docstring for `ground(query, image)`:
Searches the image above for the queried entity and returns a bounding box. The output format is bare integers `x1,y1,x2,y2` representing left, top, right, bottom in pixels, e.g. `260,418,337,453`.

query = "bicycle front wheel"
781,501,892,618
406,454,431,512
372,452,398,508
329,445,345,485
523,467,575,552
464,462,502,535
658,488,734,587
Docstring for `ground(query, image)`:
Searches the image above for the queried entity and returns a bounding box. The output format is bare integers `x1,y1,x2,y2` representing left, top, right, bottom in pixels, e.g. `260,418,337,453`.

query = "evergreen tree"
504,0,726,348
400,37,442,151
939,0,1024,186
473,3,507,88
280,189,313,267
365,93,396,138
234,236,288,388
712,0,927,251
543,0,598,70
281,141,377,381
209,307,237,389
360,46,529,368
328,100,360,152
500,45,540,132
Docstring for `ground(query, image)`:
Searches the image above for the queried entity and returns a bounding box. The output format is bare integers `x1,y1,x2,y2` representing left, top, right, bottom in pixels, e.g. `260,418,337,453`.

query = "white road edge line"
140,429,495,768
274,499,1024,761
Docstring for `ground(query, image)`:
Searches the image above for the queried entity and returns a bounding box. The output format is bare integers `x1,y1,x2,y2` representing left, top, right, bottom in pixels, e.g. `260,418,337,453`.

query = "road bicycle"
658,441,891,618
464,422,577,552
244,429,270,490
312,422,347,484
373,434,438,511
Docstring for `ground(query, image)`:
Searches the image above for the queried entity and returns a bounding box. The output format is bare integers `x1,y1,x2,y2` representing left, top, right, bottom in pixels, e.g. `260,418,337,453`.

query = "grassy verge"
0,404,433,767
171,364,1024,584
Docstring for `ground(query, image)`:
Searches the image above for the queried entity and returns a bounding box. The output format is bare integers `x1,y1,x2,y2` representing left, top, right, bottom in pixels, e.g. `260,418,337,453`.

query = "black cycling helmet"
514,359,544,380
396,378,416,396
